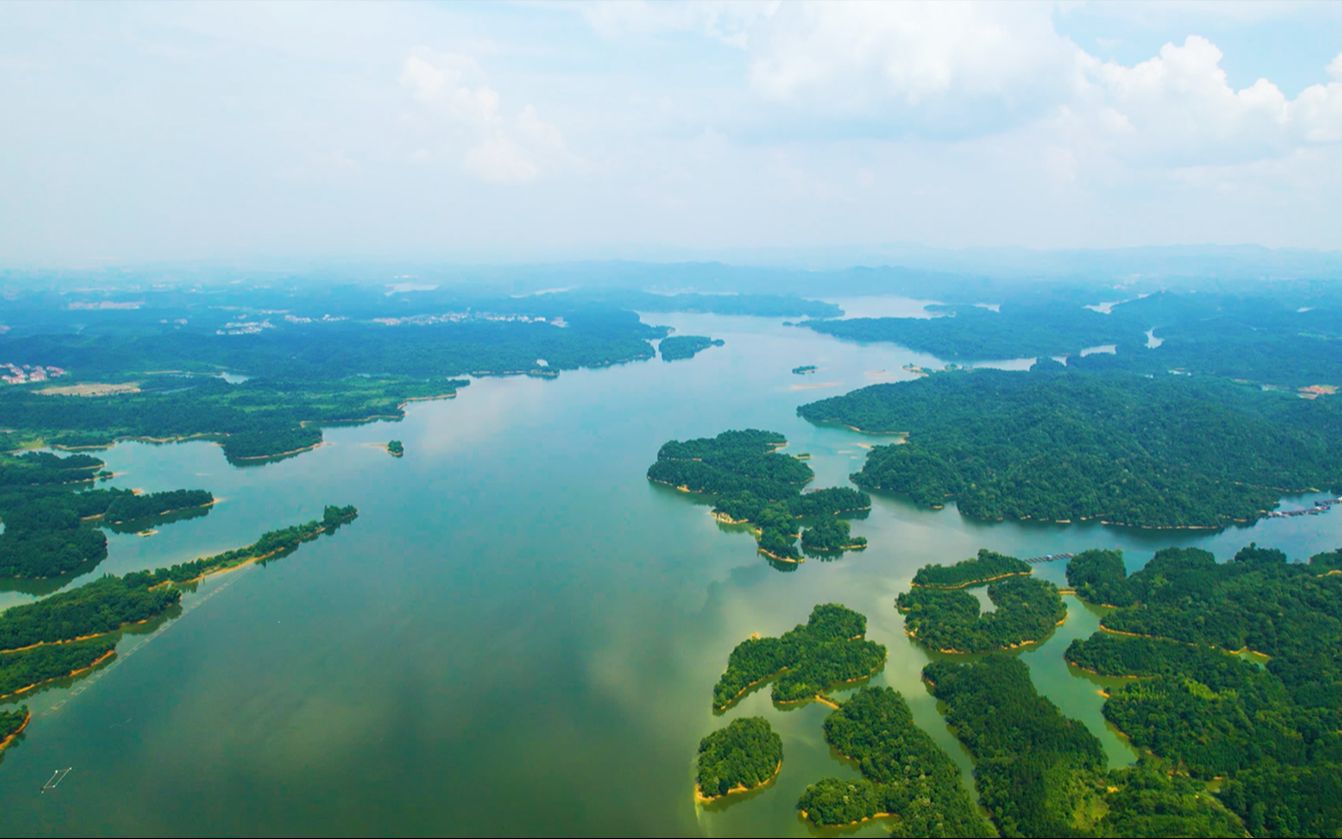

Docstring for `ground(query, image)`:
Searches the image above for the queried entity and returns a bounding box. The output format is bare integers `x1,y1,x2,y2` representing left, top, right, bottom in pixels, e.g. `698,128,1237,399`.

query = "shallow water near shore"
1,309,1339,836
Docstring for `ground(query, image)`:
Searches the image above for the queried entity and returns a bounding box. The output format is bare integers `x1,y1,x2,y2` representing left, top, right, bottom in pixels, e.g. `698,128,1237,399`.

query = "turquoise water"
1,311,1339,836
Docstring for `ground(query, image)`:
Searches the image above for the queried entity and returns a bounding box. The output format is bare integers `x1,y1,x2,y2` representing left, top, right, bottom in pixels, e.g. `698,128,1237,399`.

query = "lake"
2,309,1339,836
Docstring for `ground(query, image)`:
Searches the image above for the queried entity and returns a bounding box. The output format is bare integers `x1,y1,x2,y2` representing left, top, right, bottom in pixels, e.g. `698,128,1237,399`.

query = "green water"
2,311,1340,836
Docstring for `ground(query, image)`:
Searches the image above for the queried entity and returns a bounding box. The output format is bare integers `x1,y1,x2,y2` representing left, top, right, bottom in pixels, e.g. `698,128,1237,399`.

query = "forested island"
796,686,990,835
897,574,1066,654
659,335,723,361
386,440,404,457
1062,543,1342,836
799,364,1342,528
925,655,1243,837
694,717,782,802
646,429,870,562
791,365,817,375
0,451,216,578
712,604,885,710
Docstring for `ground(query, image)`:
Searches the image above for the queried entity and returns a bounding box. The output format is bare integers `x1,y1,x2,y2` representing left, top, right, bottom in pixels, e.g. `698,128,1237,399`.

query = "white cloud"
397,48,568,184
1072,37,1342,165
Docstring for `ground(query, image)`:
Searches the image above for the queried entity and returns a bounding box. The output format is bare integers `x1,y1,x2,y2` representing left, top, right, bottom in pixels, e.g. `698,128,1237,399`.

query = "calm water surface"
1,310,1339,836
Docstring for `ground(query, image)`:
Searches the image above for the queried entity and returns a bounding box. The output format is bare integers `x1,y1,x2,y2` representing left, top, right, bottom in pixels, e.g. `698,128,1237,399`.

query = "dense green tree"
912,549,1030,589
712,604,885,710
898,575,1066,653
695,717,782,799
1066,549,1137,607
799,365,1342,529
797,686,991,835
0,636,116,696
659,335,723,361
648,429,869,561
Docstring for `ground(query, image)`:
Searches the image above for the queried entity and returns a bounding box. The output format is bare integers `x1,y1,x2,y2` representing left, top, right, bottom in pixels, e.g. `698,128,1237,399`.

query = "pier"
1024,552,1074,565
1267,497,1340,519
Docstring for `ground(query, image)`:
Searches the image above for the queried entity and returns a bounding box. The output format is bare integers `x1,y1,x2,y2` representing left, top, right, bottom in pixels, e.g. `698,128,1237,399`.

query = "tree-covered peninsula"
0,576,181,652
0,706,28,750
694,717,782,801
926,655,1244,837
796,686,990,835
911,548,1030,589
0,504,359,767
898,575,1066,654
1063,548,1136,607
799,518,866,554
712,604,885,710
1064,543,1342,836
0,451,216,578
659,335,723,361
647,429,870,562
102,488,214,525
0,636,116,698
799,363,1342,529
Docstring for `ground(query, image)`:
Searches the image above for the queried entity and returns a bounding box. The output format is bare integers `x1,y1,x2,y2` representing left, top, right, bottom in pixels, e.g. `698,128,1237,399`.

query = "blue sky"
2,1,1340,266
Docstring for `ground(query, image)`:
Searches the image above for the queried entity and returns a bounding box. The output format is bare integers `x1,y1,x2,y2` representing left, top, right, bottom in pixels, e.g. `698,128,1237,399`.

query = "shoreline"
800,808,896,829
0,650,117,701
0,618,154,655
0,710,32,754
231,441,326,462
911,570,1030,590
695,759,782,804
106,497,218,526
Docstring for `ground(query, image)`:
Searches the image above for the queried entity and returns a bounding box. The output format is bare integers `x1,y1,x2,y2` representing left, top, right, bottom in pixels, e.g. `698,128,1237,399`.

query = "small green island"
694,717,782,802
659,335,724,361
897,572,1066,654
386,440,404,458
796,686,990,835
646,429,870,562
791,365,817,375
712,603,885,711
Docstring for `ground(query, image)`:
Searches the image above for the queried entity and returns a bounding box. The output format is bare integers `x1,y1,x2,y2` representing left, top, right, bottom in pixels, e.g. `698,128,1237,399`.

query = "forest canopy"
796,686,990,836
648,429,869,562
712,603,885,710
799,364,1342,528
695,717,782,800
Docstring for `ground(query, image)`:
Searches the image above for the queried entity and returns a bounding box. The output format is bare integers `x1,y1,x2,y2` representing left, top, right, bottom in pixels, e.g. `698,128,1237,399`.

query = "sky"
2,0,1341,266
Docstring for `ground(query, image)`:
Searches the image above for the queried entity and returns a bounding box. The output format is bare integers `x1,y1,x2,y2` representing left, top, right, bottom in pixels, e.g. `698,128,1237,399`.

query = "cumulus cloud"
746,1,1081,123
398,48,568,184
1072,37,1342,165
608,2,1342,165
